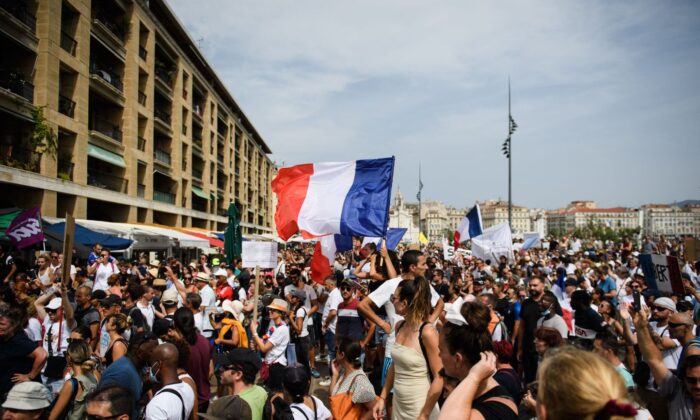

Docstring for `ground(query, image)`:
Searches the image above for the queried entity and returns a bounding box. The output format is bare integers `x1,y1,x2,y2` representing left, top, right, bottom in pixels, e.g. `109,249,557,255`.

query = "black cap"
99,294,122,307
564,278,578,288
213,348,262,374
153,318,173,337
474,279,485,285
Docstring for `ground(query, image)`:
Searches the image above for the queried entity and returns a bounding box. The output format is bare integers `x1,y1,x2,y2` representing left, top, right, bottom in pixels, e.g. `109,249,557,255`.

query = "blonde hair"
66,340,97,372
538,346,634,420
107,313,131,334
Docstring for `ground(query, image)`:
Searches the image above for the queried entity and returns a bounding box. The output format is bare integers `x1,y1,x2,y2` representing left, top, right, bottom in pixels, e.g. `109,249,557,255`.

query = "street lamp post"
501,79,517,231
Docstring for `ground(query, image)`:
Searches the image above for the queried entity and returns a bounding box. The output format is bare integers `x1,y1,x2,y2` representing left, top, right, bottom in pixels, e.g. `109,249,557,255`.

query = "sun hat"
153,278,167,287
45,297,62,310
148,268,159,278
221,299,245,322
161,288,179,305
149,260,160,267
1,382,52,411
267,298,289,313
195,272,210,282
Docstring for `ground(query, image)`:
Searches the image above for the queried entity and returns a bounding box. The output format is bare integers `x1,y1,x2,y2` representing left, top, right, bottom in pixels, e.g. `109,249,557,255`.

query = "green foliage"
31,106,57,159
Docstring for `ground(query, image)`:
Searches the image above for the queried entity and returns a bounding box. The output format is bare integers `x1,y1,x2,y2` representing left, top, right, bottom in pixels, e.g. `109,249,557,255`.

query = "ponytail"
397,276,432,325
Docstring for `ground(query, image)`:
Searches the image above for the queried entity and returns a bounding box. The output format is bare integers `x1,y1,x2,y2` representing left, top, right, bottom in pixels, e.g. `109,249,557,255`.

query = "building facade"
387,190,420,244
479,200,532,235
0,0,274,234
545,201,640,235
641,204,700,238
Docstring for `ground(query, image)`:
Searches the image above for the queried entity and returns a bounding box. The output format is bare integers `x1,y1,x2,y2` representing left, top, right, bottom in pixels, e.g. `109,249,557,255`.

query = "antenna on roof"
197,38,204,49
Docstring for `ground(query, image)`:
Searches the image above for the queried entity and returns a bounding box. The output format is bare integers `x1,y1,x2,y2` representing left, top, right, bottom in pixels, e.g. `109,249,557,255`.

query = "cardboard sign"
686,238,700,262
242,241,277,268
61,213,75,284
639,253,684,294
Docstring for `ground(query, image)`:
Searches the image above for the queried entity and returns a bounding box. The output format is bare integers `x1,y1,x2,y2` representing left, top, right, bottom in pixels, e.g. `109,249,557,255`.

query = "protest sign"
686,238,700,262
639,253,683,294
61,214,75,284
5,207,44,249
242,241,277,269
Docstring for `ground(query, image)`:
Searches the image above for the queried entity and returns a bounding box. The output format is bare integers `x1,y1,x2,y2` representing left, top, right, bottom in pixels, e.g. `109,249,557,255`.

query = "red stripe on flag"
453,231,461,251
310,241,332,285
271,163,314,241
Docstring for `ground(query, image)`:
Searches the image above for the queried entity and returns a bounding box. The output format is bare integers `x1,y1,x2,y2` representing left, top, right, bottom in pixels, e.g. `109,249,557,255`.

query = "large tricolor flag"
271,157,395,241
311,234,354,283
361,228,407,251
453,204,483,249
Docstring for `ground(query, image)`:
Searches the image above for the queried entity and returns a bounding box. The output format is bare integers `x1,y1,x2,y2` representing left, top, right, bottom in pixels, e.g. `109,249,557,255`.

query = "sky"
168,0,700,210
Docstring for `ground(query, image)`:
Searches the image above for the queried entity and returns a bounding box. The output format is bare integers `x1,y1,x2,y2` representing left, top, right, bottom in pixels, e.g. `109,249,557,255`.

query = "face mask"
541,308,551,317
149,363,160,384
233,280,240,288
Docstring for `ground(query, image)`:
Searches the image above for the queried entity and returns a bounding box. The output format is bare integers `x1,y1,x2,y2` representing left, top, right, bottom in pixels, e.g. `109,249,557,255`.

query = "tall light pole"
501,79,517,230
417,163,423,236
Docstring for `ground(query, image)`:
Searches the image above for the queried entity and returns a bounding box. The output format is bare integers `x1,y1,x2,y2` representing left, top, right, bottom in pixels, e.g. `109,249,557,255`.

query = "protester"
1,382,53,420
103,313,129,366
48,340,98,420
250,298,291,392
35,287,75,394
173,307,213,413
329,339,377,419
436,299,518,419
284,365,331,420
85,385,134,420
144,342,196,420
214,348,268,420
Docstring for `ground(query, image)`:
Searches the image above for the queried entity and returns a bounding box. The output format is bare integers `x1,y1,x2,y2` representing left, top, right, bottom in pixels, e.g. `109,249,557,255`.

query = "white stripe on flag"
298,162,356,236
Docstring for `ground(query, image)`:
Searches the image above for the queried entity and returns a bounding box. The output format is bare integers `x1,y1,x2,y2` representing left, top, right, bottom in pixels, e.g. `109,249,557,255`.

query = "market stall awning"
74,220,171,250
136,224,210,250
191,186,209,200
176,228,224,248
44,222,133,249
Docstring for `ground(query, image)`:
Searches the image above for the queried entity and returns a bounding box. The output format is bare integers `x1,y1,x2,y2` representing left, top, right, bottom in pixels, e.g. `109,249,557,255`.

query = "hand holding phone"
633,291,641,312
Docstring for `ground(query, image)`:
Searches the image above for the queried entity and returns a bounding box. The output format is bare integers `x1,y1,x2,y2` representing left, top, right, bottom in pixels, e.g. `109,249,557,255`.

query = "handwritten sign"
242,241,277,268
639,253,683,294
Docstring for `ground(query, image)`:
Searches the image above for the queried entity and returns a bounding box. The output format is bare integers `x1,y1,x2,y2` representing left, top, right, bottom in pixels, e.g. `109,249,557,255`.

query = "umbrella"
224,203,242,263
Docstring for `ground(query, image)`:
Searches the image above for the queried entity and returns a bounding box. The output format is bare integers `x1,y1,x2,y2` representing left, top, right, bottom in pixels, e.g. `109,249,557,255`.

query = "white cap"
214,268,228,278
45,297,62,310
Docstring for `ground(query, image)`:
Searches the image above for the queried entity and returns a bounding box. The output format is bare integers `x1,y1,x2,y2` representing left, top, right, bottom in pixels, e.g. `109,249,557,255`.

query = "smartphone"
633,290,641,312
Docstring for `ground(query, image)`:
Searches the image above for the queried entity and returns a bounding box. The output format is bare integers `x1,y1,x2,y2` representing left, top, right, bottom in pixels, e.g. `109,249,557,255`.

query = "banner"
471,223,514,263
5,207,44,249
242,241,278,269
639,253,683,294
441,239,471,261
521,232,541,251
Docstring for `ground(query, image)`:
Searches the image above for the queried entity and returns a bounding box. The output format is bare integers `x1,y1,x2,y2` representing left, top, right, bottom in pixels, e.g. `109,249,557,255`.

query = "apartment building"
0,0,275,234
546,201,640,234
641,204,700,238
479,200,532,235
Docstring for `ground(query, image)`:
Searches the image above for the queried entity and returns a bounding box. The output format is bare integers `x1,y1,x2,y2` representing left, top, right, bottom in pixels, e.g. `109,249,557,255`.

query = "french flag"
311,234,354,283
453,203,483,249
361,228,407,251
271,157,395,241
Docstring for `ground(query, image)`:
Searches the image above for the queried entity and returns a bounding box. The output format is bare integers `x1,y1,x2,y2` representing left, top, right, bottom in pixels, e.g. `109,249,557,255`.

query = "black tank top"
472,384,518,420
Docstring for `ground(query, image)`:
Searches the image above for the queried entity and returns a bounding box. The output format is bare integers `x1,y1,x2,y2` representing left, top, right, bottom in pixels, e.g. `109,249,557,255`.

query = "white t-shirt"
368,276,440,358
137,301,156,331
296,307,310,338
199,285,216,337
264,323,290,365
144,381,195,420
42,316,73,356
284,284,318,325
93,262,117,291
290,396,332,420
25,317,42,342
322,288,343,334
649,321,682,370
193,311,204,334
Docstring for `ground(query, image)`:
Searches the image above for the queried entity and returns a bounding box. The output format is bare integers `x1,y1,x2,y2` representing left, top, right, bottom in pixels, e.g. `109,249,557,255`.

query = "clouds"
168,0,700,209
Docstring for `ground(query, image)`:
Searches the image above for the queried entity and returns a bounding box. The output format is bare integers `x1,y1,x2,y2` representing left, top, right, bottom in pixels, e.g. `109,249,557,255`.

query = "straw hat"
195,272,210,282
267,298,289,313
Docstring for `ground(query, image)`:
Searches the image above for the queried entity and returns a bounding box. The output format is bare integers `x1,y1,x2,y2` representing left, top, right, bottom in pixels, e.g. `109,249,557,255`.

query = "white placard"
242,241,277,268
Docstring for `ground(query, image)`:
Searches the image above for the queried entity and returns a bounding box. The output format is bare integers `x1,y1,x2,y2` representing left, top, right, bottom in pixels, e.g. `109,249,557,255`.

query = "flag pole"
417,163,423,241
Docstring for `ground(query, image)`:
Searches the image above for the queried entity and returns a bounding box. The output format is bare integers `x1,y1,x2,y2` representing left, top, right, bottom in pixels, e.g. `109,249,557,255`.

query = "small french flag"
311,234,354,283
272,157,395,241
454,204,483,249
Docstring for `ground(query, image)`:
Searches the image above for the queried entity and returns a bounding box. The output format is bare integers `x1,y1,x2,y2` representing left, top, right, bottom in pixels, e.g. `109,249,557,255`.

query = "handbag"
260,361,271,381
44,314,67,379
329,372,369,420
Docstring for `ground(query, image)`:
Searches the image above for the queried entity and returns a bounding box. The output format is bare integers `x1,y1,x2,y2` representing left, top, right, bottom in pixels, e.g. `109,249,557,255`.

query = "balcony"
58,94,75,117
87,170,128,194
89,64,124,106
153,109,172,134
89,118,122,143
60,31,77,55
137,183,145,198
90,63,123,92
154,190,175,204
0,1,36,33
192,168,202,180
217,154,224,165
0,70,33,102
153,148,171,166
154,63,174,92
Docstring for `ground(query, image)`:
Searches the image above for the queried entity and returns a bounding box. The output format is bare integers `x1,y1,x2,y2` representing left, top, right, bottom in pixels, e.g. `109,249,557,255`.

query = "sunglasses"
668,322,690,328
340,286,353,291
87,414,123,420
46,309,58,314
652,306,668,312
685,376,700,385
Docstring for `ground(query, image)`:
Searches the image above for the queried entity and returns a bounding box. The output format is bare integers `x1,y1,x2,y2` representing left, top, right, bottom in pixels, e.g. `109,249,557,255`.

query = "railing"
0,1,36,32
154,64,173,88
217,154,224,165
192,168,203,180
192,104,203,119
60,31,77,55
93,13,125,41
138,45,147,60
153,190,175,204
154,108,171,125
137,183,145,198
0,70,33,102
138,91,147,105
58,94,75,117
137,136,146,151
87,170,127,193
90,62,123,92
153,148,171,165
90,118,122,142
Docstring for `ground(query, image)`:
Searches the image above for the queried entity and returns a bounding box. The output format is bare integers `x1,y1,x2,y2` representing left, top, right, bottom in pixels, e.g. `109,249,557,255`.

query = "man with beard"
648,297,682,371
517,276,545,383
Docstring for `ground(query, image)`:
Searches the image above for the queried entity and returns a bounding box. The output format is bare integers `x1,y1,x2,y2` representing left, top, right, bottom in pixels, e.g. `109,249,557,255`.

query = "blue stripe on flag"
334,234,354,252
339,157,394,237
467,205,483,238
386,228,407,250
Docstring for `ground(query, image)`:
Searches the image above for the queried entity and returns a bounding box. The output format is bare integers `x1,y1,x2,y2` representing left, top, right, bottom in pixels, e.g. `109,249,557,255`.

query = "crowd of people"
0,234,699,420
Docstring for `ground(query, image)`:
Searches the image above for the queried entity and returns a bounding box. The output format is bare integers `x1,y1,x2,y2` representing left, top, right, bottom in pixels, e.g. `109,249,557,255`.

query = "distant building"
641,204,700,237
545,201,639,234
479,200,531,235
387,190,420,243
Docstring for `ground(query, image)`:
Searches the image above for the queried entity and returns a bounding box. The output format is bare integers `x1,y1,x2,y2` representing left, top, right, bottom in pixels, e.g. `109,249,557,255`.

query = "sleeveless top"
66,373,98,420
104,337,128,366
471,385,518,420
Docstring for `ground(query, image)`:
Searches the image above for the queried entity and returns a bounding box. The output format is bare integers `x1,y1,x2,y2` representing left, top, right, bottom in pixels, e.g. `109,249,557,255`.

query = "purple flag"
5,207,44,249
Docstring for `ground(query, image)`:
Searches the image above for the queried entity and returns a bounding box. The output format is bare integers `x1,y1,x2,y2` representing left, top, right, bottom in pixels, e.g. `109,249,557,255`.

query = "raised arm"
438,352,499,420
633,307,669,386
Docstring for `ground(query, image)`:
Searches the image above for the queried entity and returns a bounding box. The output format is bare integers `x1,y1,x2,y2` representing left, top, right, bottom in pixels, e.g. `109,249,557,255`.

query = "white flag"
471,223,514,263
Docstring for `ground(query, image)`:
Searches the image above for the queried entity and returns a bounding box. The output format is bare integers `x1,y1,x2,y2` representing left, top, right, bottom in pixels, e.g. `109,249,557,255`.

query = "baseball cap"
213,348,262,374
91,290,107,300
290,289,307,300
199,395,252,420
99,295,122,308
2,382,52,411
45,297,62,310
214,268,227,278
161,288,179,305
153,318,174,337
